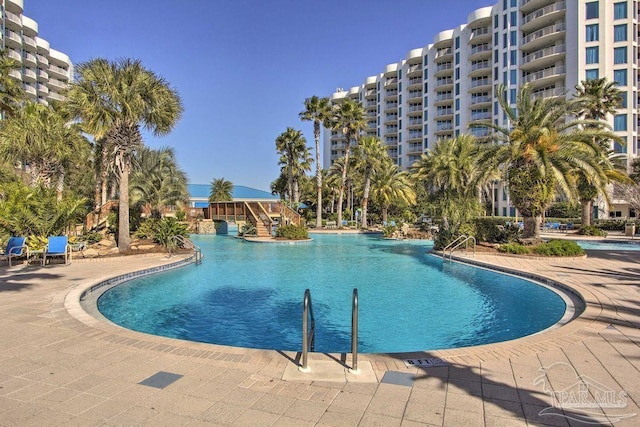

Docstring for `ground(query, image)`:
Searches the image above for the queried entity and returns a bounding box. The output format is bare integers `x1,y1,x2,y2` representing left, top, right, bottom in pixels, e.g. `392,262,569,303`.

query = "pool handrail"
350,288,360,374
446,235,476,261
300,288,315,372
442,234,468,259
169,235,203,264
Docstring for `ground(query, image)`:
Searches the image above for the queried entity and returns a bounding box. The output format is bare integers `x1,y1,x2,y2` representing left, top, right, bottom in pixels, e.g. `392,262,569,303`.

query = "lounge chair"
42,236,71,266
0,236,28,266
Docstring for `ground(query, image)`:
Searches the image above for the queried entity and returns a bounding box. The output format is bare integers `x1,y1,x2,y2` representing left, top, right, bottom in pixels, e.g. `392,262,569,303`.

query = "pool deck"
0,232,638,426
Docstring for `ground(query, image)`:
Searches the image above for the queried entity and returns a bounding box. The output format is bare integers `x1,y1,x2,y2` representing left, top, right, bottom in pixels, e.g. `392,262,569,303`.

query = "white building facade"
324,0,639,217
2,0,73,106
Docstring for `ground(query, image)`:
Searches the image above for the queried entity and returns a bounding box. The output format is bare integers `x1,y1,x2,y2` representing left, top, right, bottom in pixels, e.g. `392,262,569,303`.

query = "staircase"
245,202,273,237
86,200,118,231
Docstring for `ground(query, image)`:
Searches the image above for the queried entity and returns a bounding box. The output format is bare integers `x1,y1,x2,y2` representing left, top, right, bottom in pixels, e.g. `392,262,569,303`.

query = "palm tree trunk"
581,199,592,227
56,172,64,202
118,164,131,251
314,122,322,229
337,150,350,228
523,215,541,239
361,175,371,229
382,206,388,223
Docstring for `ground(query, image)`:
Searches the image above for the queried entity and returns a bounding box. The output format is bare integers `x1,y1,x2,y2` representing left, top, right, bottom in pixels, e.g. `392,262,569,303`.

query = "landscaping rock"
98,247,120,256
97,239,116,249
81,248,99,258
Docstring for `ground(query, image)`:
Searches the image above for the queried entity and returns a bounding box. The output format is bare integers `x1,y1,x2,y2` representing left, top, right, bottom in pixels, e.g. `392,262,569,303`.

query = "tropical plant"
411,135,483,232
329,98,365,228
275,127,311,204
64,58,183,251
130,146,188,218
476,84,622,239
352,136,389,228
370,161,416,223
574,78,625,226
0,49,25,118
275,224,308,240
299,95,333,228
209,177,233,202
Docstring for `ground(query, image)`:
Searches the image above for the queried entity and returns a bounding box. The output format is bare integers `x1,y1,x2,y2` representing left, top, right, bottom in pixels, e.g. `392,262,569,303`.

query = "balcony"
436,77,453,89
4,10,22,29
407,77,422,89
37,69,49,82
9,69,21,81
23,52,37,67
407,64,421,77
407,105,423,113
470,26,491,43
37,84,49,95
365,100,377,108
470,126,492,138
23,68,37,82
469,78,491,93
364,89,376,98
385,90,398,99
407,144,423,154
36,54,49,66
434,92,453,106
384,78,398,88
385,137,398,145
434,62,453,77
471,95,492,106
47,79,67,90
469,61,491,77
435,47,453,63
521,1,566,33
520,44,565,70
531,86,566,100
24,85,37,97
7,49,22,62
520,0,557,14
49,64,69,79
469,43,492,61
4,30,22,49
385,103,398,112
385,114,398,123
23,36,37,51
470,111,492,121
521,22,566,51
523,65,565,87
407,118,423,129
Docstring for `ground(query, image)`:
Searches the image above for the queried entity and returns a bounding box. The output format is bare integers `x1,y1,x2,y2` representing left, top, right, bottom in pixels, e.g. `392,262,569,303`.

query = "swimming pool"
576,240,640,251
97,234,569,354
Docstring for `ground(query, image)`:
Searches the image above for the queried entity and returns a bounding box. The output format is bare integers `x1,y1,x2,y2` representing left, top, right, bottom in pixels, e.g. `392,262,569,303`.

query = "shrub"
175,210,186,221
275,224,308,240
533,240,584,257
577,225,607,237
434,228,456,251
153,218,190,249
498,243,530,254
382,224,397,237
78,231,102,244
239,223,256,236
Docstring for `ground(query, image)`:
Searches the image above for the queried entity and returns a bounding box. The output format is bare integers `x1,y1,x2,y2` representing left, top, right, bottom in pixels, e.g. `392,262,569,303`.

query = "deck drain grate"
139,371,183,389
403,357,449,368
381,371,415,387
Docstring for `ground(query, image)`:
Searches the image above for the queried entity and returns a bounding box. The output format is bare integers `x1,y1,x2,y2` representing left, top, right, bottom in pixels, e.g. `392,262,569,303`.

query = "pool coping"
63,245,611,379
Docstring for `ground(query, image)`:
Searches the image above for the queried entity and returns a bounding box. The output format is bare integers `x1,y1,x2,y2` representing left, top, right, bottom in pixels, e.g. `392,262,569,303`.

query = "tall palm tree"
299,96,333,228
477,84,621,239
65,58,183,250
275,127,310,204
209,178,233,202
410,135,483,230
352,136,389,228
574,78,624,226
0,49,25,118
370,161,416,223
130,146,188,218
329,98,365,227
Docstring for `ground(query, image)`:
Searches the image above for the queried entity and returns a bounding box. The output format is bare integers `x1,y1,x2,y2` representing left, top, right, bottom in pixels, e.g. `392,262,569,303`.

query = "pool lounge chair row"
0,236,72,266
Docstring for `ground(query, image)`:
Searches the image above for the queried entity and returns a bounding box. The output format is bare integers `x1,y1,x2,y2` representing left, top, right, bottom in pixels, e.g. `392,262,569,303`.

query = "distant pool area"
577,240,640,251
97,234,570,354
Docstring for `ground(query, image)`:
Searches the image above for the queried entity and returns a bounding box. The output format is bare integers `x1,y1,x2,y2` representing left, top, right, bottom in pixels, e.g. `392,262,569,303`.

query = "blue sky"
26,0,493,191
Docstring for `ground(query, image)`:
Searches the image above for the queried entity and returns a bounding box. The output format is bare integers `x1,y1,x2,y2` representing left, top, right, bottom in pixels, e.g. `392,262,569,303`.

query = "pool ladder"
442,234,476,261
300,288,359,374
169,235,203,264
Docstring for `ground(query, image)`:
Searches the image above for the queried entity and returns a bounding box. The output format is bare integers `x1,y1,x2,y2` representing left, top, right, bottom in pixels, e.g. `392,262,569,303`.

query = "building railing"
522,1,566,27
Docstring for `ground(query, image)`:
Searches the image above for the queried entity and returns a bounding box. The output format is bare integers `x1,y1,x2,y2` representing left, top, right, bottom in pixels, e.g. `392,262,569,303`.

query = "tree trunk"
581,199,592,227
314,122,322,229
361,174,371,229
55,172,64,202
523,215,541,239
337,149,350,228
118,164,131,251
382,206,388,223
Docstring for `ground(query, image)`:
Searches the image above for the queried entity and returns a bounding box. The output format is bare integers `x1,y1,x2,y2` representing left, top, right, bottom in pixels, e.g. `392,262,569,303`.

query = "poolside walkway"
0,236,638,426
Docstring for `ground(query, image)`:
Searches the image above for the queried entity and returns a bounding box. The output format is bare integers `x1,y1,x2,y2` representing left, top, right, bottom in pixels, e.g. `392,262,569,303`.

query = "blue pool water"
98,234,567,354
576,240,640,251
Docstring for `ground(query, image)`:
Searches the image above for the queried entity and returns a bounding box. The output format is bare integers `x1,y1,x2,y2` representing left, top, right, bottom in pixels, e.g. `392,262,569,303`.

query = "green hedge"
498,243,530,254
275,224,309,240
532,240,585,256
577,225,607,237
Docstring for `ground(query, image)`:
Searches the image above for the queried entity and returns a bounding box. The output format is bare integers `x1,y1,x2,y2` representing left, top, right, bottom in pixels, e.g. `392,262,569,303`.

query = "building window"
585,24,599,41
614,24,627,41
586,1,599,19
614,114,627,131
620,92,627,108
614,46,627,64
585,69,599,80
503,14,507,29
586,46,599,64
510,88,517,104
494,32,499,46
510,50,517,65
614,69,627,86
510,11,517,26
510,0,516,6
455,114,460,126
455,52,460,65
614,2,627,19
455,68,460,80
510,69,517,85
510,31,517,46
455,37,460,50
494,14,499,29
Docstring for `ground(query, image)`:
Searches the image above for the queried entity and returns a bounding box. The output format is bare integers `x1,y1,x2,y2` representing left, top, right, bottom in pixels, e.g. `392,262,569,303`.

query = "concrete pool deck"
0,234,638,426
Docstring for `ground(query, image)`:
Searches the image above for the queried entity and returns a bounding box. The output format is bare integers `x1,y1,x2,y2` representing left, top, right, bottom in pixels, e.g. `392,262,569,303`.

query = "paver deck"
0,234,638,426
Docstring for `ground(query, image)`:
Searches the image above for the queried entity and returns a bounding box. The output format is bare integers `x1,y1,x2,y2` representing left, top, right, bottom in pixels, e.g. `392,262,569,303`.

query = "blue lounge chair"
43,236,71,265
0,236,28,267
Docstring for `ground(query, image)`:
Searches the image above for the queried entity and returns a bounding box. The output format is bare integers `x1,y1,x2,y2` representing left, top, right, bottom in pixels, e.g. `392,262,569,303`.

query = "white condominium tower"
324,0,638,217
1,0,73,106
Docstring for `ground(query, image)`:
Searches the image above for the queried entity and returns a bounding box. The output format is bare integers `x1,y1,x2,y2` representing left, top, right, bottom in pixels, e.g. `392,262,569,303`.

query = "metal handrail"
447,236,476,261
170,235,203,264
442,234,468,259
300,289,315,372
350,288,360,374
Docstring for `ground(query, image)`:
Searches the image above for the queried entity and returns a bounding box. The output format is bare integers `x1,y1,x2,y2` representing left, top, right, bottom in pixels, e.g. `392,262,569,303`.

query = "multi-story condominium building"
1,0,73,106
324,0,638,217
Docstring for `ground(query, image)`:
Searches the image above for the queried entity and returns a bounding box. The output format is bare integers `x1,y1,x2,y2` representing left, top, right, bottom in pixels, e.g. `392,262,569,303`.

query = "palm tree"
370,161,416,223
130,146,188,218
329,98,365,227
65,58,183,250
275,127,310,204
352,136,389,228
410,135,483,230
299,96,333,228
0,102,89,198
574,78,624,226
0,49,25,118
209,178,233,202
477,84,621,239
